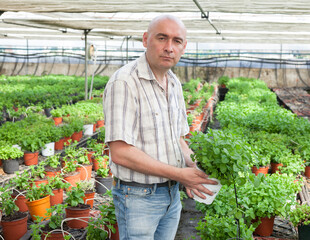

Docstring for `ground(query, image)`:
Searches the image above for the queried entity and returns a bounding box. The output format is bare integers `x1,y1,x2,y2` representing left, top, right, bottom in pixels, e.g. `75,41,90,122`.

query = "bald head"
147,15,187,39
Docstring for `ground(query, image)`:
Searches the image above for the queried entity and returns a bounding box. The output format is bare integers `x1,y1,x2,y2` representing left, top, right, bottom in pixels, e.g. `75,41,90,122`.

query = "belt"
113,177,177,188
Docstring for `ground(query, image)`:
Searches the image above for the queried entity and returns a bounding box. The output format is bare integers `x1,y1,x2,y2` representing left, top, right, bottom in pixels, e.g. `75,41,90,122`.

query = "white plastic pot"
83,124,94,136
41,142,55,157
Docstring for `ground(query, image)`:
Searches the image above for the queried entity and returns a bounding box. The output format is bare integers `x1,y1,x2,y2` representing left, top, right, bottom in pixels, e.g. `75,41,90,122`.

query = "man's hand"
176,167,218,199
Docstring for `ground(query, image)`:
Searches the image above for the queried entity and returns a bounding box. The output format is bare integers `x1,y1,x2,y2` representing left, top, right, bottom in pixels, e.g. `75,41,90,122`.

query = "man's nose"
164,39,173,52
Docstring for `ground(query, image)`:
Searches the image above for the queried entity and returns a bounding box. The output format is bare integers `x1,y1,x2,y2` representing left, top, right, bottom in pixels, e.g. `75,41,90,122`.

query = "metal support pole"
84,29,91,100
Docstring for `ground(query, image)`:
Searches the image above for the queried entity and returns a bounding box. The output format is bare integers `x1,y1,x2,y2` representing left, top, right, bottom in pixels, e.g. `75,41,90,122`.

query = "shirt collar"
137,52,175,87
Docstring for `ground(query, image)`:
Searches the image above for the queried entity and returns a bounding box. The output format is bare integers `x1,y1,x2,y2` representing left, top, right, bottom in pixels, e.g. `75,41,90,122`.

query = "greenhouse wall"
1,62,309,89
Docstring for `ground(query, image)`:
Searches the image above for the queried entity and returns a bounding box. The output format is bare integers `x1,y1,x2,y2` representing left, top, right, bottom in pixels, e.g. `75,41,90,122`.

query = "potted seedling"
64,186,91,229
30,203,72,240
20,133,44,165
289,204,310,240
77,180,96,208
51,108,63,125
48,174,70,206
95,159,112,194
25,183,53,221
44,153,62,177
86,191,117,240
0,144,24,174
0,185,29,240
10,170,32,212
29,161,48,187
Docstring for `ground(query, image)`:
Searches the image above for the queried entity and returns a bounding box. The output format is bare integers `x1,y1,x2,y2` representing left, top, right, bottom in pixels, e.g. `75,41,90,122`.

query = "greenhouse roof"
0,0,310,44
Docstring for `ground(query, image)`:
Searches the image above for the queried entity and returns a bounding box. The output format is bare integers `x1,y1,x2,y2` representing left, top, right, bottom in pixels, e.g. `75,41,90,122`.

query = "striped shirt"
103,53,189,184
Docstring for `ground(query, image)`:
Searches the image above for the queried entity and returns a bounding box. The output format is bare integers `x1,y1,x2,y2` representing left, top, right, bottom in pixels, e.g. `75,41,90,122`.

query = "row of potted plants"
188,76,310,239
0,74,109,121
0,131,113,239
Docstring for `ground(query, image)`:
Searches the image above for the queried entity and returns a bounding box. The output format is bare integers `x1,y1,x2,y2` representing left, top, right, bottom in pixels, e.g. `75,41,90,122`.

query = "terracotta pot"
23,151,39,166
304,166,310,178
271,162,283,173
76,164,92,181
45,169,61,178
71,131,82,143
54,138,65,151
251,166,269,176
96,120,104,128
92,158,107,171
86,151,95,164
65,205,90,229
11,191,28,212
53,117,63,126
1,212,28,240
83,191,95,208
105,222,120,240
50,188,64,206
254,216,275,237
41,230,68,240
63,172,81,191
26,195,51,222
34,178,49,187
93,124,96,132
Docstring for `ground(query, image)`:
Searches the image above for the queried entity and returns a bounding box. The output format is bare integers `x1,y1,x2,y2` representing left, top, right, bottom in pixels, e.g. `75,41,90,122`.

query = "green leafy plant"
20,133,45,152
64,186,85,207
44,153,61,169
29,161,46,179
189,128,253,185
238,173,302,220
10,170,31,191
289,204,310,227
218,75,230,86
50,108,63,118
0,185,19,217
48,174,70,190
0,144,24,160
86,190,116,240
25,183,53,202
196,214,255,240
76,180,95,192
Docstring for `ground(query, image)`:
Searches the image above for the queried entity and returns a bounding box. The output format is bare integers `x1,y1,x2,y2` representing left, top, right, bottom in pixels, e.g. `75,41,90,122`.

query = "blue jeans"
112,181,182,240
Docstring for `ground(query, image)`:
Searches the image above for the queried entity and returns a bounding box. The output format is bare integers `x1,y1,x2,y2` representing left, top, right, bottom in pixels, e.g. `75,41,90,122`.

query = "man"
103,14,217,240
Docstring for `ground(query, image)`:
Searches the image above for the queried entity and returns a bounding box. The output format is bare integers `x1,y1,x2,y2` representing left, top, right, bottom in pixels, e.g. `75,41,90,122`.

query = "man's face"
143,18,187,73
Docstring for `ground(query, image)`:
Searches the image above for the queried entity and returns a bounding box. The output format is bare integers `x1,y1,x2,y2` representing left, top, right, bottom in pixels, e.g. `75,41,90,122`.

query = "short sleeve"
103,80,138,146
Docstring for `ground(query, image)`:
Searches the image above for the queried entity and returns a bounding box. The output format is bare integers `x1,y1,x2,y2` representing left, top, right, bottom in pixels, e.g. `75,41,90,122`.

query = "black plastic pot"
2,159,19,174
95,176,113,194
44,108,52,117
298,224,310,240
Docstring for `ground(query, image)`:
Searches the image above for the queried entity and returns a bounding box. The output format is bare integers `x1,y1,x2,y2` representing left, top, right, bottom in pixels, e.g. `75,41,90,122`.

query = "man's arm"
109,140,217,199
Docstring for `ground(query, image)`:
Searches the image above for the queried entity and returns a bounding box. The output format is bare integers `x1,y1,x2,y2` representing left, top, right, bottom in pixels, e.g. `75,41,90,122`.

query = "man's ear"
142,32,148,48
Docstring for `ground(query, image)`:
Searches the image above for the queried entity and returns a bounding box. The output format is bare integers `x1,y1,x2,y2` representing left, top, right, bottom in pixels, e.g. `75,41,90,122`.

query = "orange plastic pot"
45,169,61,178
23,151,39,166
1,212,28,240
86,151,95,164
26,195,51,222
63,172,81,191
93,124,96,132
251,166,269,176
53,117,63,126
76,164,92,181
65,206,90,229
54,138,64,151
83,191,95,208
50,188,64,206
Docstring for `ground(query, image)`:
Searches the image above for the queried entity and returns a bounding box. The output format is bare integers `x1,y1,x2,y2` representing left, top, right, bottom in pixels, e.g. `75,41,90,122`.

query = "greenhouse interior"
0,1,310,240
